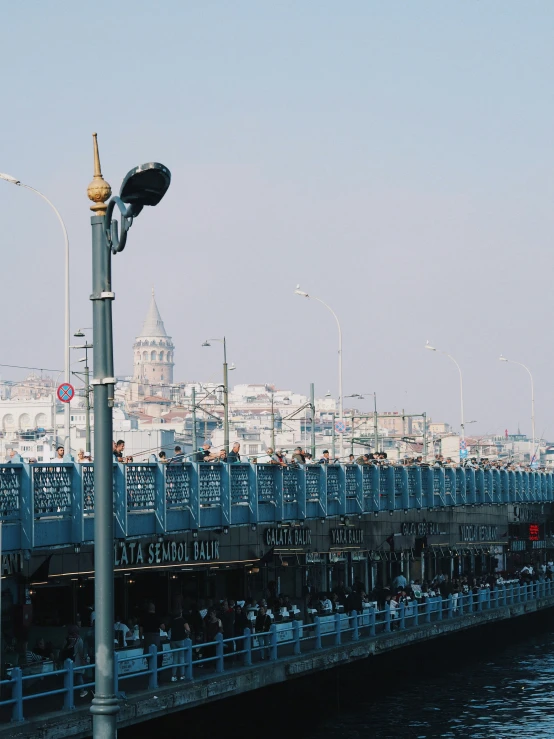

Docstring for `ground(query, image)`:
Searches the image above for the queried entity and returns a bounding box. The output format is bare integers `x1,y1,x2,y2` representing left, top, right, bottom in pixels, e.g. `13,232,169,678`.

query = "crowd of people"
5,439,543,471
8,560,551,693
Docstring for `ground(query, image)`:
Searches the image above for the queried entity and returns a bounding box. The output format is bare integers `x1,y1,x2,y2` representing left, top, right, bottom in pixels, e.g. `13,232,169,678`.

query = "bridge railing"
1,458,553,551
2,579,552,724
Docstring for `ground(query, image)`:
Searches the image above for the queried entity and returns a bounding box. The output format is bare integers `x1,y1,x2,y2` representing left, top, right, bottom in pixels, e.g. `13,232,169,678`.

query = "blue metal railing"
2,459,553,551
2,580,552,724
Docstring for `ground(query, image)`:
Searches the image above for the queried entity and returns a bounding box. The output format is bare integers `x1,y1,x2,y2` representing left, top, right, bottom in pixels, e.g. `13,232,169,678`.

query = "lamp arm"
105,196,140,253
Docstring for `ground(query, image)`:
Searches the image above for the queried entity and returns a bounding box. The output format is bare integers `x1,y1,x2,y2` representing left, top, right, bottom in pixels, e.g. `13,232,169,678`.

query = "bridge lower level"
1,581,552,739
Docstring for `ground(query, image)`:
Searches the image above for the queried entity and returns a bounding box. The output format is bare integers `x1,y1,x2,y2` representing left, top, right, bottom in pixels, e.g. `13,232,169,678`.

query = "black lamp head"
119,162,171,216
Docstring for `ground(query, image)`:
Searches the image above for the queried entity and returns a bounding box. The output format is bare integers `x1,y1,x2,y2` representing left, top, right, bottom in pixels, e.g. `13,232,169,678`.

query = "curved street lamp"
202,337,236,453
499,354,536,464
425,341,465,440
87,133,171,738
0,172,71,454
295,286,344,460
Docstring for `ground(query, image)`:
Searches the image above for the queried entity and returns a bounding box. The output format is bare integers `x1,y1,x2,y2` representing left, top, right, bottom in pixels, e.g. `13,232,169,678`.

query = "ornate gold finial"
87,132,112,215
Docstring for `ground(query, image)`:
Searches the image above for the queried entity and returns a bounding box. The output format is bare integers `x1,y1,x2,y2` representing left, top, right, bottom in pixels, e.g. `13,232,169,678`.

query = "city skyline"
1,2,552,439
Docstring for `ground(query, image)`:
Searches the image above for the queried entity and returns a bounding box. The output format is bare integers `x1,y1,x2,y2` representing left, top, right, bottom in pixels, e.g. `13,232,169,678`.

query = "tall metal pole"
295,290,343,461
270,393,275,450
310,383,316,459
223,336,229,454
500,357,536,464
87,134,119,738
0,176,71,453
331,412,336,460
191,386,197,456
426,345,465,440
373,393,378,452
84,351,91,454
423,412,428,460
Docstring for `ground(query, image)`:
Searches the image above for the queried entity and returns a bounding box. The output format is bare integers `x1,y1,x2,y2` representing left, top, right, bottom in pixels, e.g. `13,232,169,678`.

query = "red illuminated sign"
529,524,540,541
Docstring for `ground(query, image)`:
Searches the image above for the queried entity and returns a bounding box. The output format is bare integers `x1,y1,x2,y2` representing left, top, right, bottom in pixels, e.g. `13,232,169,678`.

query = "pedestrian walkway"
1,580,552,739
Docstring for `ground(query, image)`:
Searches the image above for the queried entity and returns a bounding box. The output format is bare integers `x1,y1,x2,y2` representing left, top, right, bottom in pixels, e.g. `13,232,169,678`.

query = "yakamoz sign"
264,527,311,547
114,538,219,567
330,528,364,546
401,522,440,537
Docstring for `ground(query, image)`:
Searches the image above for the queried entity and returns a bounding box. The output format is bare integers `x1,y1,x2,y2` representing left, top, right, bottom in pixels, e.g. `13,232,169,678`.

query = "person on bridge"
61,625,88,698
169,608,191,682
392,572,407,590
228,442,241,463
142,603,165,667
254,606,271,660
291,447,306,465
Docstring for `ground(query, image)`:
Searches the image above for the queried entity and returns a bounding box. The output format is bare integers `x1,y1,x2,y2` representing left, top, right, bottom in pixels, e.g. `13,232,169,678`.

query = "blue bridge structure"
1,458,553,552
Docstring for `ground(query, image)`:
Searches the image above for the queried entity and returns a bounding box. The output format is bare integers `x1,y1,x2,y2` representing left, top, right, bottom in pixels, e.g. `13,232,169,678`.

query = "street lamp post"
425,341,466,442
295,286,344,461
499,355,536,464
202,338,235,454
346,392,378,451
270,392,276,450
0,172,71,454
72,330,93,454
86,133,171,739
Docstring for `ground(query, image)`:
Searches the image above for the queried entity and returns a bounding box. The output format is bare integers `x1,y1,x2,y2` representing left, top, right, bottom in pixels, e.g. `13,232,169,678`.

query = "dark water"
124,613,554,739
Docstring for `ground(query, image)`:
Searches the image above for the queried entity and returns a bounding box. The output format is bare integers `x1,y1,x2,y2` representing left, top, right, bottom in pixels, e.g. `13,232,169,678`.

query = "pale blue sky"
1,1,553,437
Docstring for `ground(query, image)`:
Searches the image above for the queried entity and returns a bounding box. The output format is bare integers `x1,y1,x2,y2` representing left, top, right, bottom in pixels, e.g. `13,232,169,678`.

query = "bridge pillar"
351,610,359,640
63,658,75,711
243,628,252,665
216,633,224,672
315,617,322,649
148,645,158,689
292,620,301,653
269,624,278,660
334,612,342,645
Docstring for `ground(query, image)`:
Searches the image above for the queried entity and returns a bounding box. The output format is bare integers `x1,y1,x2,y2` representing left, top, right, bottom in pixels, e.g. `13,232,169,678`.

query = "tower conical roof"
138,289,168,338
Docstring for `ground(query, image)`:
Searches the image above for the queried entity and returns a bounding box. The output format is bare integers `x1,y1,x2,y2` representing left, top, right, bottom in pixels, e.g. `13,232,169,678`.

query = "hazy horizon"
1,1,553,439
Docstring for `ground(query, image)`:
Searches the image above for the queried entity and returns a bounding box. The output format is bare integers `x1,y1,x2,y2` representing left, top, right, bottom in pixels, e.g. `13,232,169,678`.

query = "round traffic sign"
57,383,75,403
335,420,346,434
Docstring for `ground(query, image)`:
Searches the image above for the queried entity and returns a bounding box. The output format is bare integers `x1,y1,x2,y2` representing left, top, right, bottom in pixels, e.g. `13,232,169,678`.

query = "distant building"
130,289,174,403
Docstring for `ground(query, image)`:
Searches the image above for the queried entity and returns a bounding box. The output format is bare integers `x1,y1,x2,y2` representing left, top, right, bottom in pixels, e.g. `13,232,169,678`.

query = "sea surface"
122,615,554,739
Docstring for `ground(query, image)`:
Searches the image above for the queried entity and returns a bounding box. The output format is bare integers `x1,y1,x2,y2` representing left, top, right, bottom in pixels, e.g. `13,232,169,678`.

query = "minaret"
132,289,174,397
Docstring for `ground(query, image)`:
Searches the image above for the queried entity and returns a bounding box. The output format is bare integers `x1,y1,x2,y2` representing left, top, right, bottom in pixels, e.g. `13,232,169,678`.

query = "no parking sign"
57,383,75,403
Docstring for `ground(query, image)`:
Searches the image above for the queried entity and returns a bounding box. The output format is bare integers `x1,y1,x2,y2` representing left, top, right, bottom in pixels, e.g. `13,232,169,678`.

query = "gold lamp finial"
87,132,112,215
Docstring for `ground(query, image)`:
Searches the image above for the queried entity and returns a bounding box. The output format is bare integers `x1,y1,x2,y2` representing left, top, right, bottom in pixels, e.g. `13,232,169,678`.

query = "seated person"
319,594,333,614
33,638,53,661
114,617,132,647
21,641,44,664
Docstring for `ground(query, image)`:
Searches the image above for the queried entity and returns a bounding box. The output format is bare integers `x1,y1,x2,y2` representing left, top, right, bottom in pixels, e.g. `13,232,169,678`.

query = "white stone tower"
132,290,174,396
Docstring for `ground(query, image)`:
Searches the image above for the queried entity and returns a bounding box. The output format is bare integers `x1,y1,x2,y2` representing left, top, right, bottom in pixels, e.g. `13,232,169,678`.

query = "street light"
346,392,378,451
87,133,171,739
499,354,536,464
295,286,344,460
71,329,93,454
202,338,235,454
0,172,71,454
425,341,466,441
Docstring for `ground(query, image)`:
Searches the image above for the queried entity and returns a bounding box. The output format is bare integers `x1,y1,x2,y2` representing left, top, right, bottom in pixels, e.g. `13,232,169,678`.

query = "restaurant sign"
330,528,364,546
264,527,312,547
114,538,219,567
459,525,498,543
401,522,440,537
